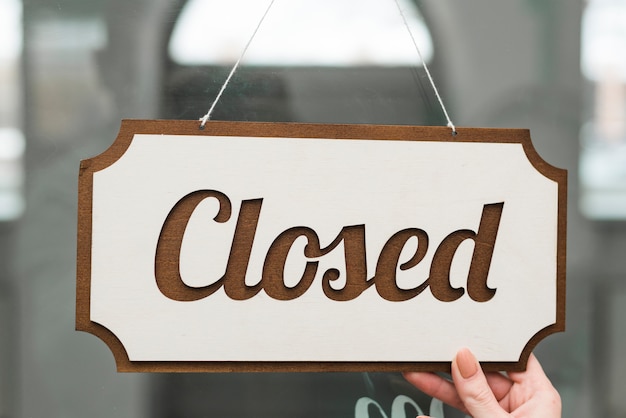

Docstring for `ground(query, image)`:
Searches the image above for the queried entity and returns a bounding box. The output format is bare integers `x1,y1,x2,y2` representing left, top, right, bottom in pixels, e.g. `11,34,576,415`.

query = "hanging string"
200,0,455,134
199,0,277,128
392,0,457,135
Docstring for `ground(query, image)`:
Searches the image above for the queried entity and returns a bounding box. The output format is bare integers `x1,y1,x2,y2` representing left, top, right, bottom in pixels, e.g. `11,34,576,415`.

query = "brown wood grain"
76,119,567,373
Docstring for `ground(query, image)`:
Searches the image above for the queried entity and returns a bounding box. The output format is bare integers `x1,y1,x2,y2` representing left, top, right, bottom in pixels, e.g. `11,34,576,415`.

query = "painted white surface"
90,134,559,362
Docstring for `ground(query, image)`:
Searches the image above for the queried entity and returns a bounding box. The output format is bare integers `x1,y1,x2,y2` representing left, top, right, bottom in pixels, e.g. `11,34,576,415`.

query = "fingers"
406,349,560,418
450,348,509,418
403,362,514,413
509,353,553,389
484,371,514,402
509,353,562,414
403,372,466,412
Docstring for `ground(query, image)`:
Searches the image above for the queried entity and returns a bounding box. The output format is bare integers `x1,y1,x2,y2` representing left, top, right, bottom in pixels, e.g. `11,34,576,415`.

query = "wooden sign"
76,120,566,372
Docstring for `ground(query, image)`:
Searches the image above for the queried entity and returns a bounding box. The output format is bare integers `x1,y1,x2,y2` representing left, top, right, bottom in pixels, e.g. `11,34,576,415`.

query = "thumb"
451,348,508,418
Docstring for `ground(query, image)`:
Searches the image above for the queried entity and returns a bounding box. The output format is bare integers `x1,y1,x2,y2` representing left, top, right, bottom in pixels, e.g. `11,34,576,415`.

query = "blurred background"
0,0,624,416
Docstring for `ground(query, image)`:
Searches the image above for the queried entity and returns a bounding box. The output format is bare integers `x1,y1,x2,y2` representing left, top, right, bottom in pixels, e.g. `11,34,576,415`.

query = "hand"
403,348,561,417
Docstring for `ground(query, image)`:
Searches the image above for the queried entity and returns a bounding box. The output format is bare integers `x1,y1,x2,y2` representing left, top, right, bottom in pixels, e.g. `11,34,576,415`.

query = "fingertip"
454,347,479,379
451,348,504,416
402,371,415,379
402,371,420,384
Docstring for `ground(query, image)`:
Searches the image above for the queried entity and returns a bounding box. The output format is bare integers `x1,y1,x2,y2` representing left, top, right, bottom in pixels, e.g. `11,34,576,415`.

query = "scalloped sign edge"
76,120,566,373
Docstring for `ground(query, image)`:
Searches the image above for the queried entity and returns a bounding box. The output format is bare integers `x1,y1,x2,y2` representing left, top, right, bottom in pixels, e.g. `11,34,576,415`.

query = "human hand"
403,348,561,417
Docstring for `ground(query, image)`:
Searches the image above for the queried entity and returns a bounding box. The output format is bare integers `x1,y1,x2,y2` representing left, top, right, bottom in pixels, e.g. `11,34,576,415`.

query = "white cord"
393,0,457,134
199,0,277,128
200,0,456,134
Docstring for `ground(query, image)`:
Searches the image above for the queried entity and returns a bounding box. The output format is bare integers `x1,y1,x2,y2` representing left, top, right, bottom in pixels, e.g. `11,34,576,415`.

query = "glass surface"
0,0,613,417
0,0,24,222
169,0,433,66
580,0,626,219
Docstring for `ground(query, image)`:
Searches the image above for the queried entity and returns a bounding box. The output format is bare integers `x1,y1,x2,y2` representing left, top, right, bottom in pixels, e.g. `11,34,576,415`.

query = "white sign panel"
76,120,566,372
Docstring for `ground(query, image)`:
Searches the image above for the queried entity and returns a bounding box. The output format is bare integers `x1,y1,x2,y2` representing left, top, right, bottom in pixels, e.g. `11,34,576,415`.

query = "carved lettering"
320,225,371,301
154,190,231,302
374,228,430,302
155,190,504,303
429,202,504,302
262,227,321,300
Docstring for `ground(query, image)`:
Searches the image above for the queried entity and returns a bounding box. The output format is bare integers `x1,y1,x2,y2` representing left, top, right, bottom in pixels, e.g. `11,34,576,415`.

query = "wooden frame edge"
76,120,566,373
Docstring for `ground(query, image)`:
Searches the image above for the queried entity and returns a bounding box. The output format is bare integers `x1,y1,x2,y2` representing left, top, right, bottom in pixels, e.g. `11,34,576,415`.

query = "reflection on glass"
0,128,25,221
580,0,626,219
0,0,23,222
169,0,433,66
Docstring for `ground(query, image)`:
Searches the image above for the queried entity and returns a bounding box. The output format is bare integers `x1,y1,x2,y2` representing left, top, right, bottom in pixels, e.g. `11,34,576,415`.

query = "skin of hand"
403,348,561,418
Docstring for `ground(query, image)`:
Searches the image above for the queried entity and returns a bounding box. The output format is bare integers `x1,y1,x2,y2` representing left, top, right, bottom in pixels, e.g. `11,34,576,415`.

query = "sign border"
76,119,566,372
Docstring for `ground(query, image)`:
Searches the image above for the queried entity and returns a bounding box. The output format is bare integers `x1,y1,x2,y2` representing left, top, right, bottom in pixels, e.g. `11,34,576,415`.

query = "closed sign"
76,120,566,372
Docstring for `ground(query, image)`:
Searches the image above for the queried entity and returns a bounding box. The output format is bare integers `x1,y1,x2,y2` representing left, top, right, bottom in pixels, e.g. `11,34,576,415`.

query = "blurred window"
168,0,432,67
156,3,445,416
162,0,440,125
580,0,626,219
0,0,24,222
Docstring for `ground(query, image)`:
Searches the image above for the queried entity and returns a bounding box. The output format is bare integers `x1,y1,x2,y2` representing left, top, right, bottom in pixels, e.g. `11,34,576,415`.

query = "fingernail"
456,347,478,379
